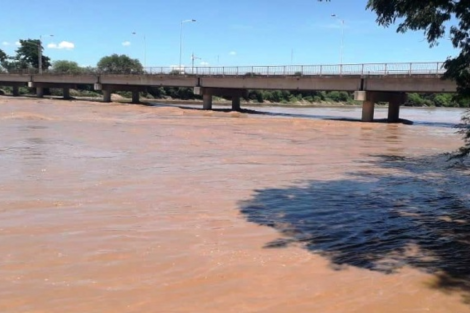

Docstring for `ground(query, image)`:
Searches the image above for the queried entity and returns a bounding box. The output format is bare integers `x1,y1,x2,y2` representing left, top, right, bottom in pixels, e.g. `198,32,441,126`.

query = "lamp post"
38,34,53,74
331,14,344,64
179,19,196,72
191,52,202,74
132,32,147,68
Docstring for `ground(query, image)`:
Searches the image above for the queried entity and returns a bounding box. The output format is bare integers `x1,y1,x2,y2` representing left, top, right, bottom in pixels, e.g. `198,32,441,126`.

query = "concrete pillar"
131,91,140,104
388,101,400,123
103,89,112,103
232,96,241,111
362,100,375,122
203,94,212,110
36,87,44,98
63,88,71,99
12,86,19,97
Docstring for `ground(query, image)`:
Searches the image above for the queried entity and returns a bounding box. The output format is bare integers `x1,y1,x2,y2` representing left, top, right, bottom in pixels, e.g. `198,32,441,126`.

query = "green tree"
52,60,82,74
0,49,6,64
15,39,51,71
0,49,7,72
433,93,454,107
97,54,143,74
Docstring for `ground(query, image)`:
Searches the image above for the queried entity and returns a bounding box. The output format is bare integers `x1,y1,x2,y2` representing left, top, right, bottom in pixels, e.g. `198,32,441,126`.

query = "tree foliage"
97,54,143,74
52,60,82,74
15,39,51,70
0,49,6,63
0,49,7,72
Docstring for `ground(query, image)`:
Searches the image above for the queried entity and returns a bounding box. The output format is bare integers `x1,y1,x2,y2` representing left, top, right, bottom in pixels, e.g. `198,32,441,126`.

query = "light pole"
331,14,344,64
38,34,53,74
132,32,147,68
179,19,196,71
191,52,202,74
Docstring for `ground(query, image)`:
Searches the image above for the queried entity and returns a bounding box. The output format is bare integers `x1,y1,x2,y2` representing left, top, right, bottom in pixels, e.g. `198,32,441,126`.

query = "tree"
52,60,82,74
15,39,51,71
0,49,6,63
0,49,7,72
97,54,143,74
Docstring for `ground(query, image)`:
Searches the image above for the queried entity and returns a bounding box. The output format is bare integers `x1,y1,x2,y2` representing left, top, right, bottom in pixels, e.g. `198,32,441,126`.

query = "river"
0,98,469,312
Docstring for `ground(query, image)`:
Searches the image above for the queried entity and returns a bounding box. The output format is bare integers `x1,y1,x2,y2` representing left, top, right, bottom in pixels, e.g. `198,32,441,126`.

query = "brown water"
1,98,469,313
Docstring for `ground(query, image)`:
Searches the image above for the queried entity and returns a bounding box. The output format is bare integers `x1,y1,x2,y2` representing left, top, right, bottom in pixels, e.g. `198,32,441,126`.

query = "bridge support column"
131,91,140,104
232,96,241,111
36,87,44,98
203,94,212,110
63,88,71,99
103,89,112,103
362,101,375,122
356,91,406,123
388,101,400,123
12,86,19,97
387,93,406,123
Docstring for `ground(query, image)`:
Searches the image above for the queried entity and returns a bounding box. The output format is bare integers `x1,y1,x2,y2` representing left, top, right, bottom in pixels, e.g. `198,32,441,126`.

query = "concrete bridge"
0,62,456,122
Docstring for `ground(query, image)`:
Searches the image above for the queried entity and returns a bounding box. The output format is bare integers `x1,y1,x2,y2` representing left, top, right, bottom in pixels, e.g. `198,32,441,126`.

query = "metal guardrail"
0,62,446,76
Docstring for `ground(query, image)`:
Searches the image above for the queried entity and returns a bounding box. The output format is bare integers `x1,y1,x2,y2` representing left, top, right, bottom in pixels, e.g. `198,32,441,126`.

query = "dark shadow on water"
239,154,470,303
149,102,419,126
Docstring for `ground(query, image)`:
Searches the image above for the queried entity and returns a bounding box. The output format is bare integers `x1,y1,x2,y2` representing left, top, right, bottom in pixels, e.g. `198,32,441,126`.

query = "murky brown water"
1,98,469,312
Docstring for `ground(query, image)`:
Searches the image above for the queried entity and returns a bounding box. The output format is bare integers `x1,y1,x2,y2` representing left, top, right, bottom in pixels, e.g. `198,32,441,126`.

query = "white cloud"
229,51,237,56
48,41,75,50
2,41,9,46
200,61,209,66
122,41,131,46
15,41,20,46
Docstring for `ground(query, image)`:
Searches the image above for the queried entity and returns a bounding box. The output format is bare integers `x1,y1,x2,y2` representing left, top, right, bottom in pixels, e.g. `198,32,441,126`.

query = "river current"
0,98,469,312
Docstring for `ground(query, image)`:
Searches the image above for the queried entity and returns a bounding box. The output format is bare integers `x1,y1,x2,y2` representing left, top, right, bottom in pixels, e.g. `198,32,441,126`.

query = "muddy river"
0,98,469,312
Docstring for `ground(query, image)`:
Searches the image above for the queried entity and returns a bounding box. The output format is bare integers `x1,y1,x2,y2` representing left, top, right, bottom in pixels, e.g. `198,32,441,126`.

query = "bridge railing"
1,62,446,76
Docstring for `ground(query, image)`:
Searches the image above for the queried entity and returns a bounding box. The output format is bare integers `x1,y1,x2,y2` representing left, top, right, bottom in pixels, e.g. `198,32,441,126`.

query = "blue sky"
0,0,459,68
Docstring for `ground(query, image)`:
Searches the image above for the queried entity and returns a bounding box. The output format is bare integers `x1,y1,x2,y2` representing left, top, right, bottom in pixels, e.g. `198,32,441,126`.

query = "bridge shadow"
239,154,470,304
149,102,419,126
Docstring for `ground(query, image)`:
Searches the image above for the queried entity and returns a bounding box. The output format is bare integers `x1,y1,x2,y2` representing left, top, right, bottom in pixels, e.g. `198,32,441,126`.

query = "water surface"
0,98,469,312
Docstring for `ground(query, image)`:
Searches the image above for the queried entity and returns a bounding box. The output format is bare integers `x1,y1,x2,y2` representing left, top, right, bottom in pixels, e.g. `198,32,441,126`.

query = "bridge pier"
388,101,400,123
63,87,71,99
132,91,140,104
362,100,375,122
355,91,406,123
203,94,213,110
388,93,406,123
195,87,246,111
103,89,112,103
12,86,19,97
36,87,44,98
232,96,241,111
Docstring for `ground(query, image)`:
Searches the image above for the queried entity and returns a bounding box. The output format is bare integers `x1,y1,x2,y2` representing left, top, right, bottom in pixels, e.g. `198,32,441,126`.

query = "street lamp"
331,14,344,64
38,34,53,74
132,32,147,68
191,52,202,74
179,19,196,71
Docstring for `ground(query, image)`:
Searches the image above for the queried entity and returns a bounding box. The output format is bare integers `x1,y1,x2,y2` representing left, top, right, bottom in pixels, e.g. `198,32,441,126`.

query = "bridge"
0,62,456,123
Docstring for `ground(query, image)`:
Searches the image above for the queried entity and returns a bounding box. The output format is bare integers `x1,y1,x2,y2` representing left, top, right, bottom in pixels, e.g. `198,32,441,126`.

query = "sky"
0,0,460,69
